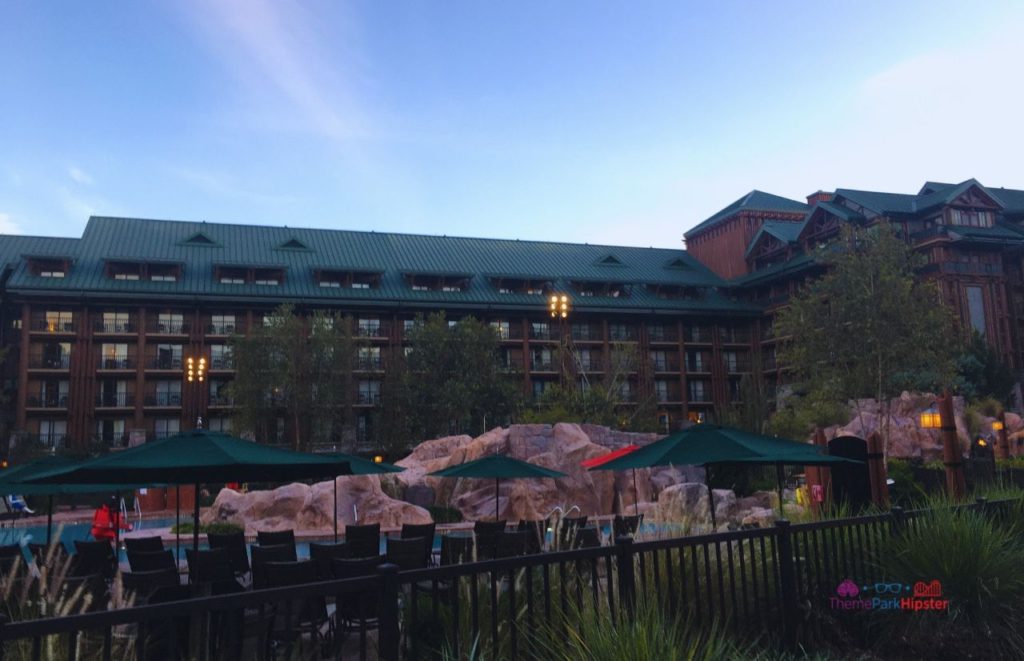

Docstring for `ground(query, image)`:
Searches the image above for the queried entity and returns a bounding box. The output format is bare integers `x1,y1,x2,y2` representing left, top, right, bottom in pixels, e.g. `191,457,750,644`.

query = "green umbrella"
25,430,354,554
428,455,567,519
324,454,404,541
0,456,150,545
590,424,858,522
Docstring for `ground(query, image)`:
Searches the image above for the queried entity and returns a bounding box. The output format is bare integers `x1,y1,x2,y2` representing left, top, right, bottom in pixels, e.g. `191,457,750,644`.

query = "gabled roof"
0,216,755,315
918,181,956,196
832,189,919,215
686,190,809,237
743,220,805,259
913,179,1001,213
987,187,1024,215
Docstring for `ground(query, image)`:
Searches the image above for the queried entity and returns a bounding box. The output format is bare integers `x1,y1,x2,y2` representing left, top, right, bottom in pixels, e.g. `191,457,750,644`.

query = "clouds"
0,212,21,234
68,165,93,185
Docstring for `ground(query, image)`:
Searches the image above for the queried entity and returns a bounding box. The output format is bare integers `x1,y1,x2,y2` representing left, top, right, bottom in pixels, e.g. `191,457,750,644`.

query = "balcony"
29,319,75,334
608,327,638,342
145,393,182,407
209,394,234,407
207,323,238,336
93,320,136,334
656,387,683,403
210,357,234,370
571,325,603,342
684,328,713,344
26,395,68,408
34,433,67,448
356,357,383,371
96,393,134,408
530,360,556,372
147,321,189,335
356,323,391,338
529,327,556,341
647,326,679,343
356,392,381,405
685,360,710,374
98,357,134,370
28,355,71,370
719,328,752,344
650,357,681,373
148,357,183,370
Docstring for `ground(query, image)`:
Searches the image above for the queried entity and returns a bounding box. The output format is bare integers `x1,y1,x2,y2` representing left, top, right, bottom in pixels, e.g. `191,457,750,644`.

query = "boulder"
712,489,737,521
652,483,709,523
741,507,776,528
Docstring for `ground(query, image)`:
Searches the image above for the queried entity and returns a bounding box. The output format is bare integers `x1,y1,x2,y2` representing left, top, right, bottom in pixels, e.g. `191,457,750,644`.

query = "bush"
428,505,463,524
886,459,927,506
170,521,243,535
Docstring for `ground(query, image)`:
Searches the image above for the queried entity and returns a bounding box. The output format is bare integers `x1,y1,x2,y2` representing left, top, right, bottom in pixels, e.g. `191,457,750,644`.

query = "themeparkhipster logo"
830,578,949,612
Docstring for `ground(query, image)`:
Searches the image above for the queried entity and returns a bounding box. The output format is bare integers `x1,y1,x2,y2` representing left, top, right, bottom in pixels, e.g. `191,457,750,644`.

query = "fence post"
615,536,636,617
377,563,401,661
0,613,7,661
890,506,905,539
774,519,798,651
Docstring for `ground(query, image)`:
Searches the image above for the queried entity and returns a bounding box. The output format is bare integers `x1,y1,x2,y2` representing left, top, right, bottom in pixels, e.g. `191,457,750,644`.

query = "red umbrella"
582,445,641,515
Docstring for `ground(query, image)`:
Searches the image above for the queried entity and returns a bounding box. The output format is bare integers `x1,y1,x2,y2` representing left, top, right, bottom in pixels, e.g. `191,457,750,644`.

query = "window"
532,380,551,400
209,379,232,405
526,287,544,296
97,380,130,407
650,350,669,371
949,209,994,228
30,258,69,278
100,343,129,369
617,382,634,402
253,269,282,285
578,348,597,371
489,321,510,340
723,351,739,372
531,322,550,339
207,417,231,432
498,287,513,295
100,311,131,333
157,312,185,334
358,347,381,369
154,381,182,406
40,270,64,278
153,418,180,438
688,380,709,402
441,285,462,292
412,284,429,292
655,380,670,402
149,264,179,282
39,420,67,446
966,286,987,334
96,418,125,444
403,319,421,334
319,278,341,288
210,345,233,369
43,310,74,332
358,318,381,337
219,267,246,285
210,314,236,334
447,320,458,329
531,348,553,370
609,324,635,341
686,351,707,372
357,380,381,405
115,272,139,281
351,281,369,289
155,343,183,369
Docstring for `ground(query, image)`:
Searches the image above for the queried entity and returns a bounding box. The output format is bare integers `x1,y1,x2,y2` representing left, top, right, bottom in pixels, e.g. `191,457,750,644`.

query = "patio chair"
473,520,507,560
558,516,588,549
344,523,381,559
72,540,117,580
251,544,298,590
208,531,251,578
332,556,384,638
385,537,428,572
518,519,546,554
124,536,164,553
613,514,644,539
439,535,474,566
121,566,181,604
0,544,25,576
28,542,70,570
263,559,331,657
401,522,436,566
494,530,528,558
128,549,176,573
186,547,241,593
575,526,601,549
6,495,34,515
308,542,349,580
257,529,296,549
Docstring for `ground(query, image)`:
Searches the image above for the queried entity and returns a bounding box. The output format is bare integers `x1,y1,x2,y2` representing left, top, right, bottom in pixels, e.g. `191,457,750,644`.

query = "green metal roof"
729,253,818,287
989,187,1024,215
743,220,805,259
686,191,809,238
0,216,760,315
832,189,919,215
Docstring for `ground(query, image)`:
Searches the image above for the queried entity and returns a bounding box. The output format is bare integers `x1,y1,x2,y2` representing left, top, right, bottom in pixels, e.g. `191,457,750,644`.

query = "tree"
774,222,957,440
395,313,522,442
228,304,358,451
954,331,1016,405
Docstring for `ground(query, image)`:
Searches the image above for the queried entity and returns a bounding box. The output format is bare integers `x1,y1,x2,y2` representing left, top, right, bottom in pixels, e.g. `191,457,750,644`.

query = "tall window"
210,344,233,369
210,314,236,334
157,312,184,333
44,310,74,332
96,419,125,444
688,379,709,402
358,347,381,369
489,321,510,340
358,380,381,404
155,344,183,369
153,418,180,438
966,286,987,334
655,380,670,402
40,419,67,446
100,343,129,368
101,311,131,332
358,318,381,337
154,381,181,406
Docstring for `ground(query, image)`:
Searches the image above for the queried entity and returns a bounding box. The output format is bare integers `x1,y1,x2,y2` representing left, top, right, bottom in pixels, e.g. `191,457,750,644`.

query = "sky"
2,1,1024,248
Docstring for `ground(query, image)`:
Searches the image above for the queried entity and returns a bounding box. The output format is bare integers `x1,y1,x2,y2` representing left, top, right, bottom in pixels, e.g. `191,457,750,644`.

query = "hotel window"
688,380,709,402
525,287,544,295
44,310,74,332
578,348,596,371
154,381,182,406
412,284,429,291
207,417,231,432
155,343,183,369
263,314,285,328
40,420,67,446
403,319,421,334
319,277,341,288
100,343,129,368
358,318,381,337
31,258,68,278
96,419,125,444
723,351,739,372
358,380,381,405
219,268,246,285
351,281,369,289
101,311,131,333
617,382,634,402
149,264,179,282
532,380,551,400
498,287,513,295
210,345,233,369
489,321,510,340
655,380,670,402
966,286,987,334
210,314,236,334
253,269,282,286
530,322,550,339
358,347,381,369
441,284,462,292
153,418,180,439
949,209,994,228
650,350,670,371
157,312,185,333
531,348,553,370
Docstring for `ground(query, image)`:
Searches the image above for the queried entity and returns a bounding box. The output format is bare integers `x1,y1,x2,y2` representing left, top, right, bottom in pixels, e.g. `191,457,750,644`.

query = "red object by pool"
581,445,641,469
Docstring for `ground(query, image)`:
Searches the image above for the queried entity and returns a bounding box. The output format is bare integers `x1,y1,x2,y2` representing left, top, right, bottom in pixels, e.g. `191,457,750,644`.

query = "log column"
939,389,967,499
866,431,889,506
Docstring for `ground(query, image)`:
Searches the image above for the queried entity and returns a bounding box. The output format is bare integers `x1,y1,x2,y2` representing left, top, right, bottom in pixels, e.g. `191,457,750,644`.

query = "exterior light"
373,455,384,464
992,420,1004,431
549,293,571,319
1,459,7,469
920,407,941,429
977,438,988,448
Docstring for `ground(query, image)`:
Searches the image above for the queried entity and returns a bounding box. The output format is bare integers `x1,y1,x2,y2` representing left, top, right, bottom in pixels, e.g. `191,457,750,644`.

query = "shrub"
427,505,463,523
885,459,927,506
170,521,243,535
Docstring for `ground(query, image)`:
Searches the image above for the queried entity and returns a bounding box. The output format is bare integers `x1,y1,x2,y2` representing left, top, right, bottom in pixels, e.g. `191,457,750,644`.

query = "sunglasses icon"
872,583,904,594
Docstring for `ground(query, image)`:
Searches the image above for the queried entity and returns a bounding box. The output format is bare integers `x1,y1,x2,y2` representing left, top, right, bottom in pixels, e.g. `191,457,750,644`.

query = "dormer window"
253,269,282,286
215,265,285,286
405,273,470,293
218,267,247,285
488,277,551,296
28,257,70,278
571,281,631,299
314,269,382,290
149,264,179,282
647,284,701,300
948,209,994,228
111,262,141,281
105,260,182,282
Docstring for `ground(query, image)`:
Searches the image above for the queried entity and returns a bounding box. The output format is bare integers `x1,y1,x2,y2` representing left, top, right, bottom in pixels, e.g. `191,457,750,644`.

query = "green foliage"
229,304,360,451
386,313,523,444
427,505,463,523
716,373,772,434
765,392,848,442
775,222,957,413
170,521,244,535
885,459,927,506
953,332,1016,405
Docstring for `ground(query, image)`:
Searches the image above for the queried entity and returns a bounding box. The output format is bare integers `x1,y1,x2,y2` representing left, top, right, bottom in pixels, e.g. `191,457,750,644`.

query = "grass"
169,521,244,535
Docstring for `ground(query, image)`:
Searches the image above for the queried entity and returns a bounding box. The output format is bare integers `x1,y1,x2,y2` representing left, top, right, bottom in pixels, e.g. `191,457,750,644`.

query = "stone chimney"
806,190,833,206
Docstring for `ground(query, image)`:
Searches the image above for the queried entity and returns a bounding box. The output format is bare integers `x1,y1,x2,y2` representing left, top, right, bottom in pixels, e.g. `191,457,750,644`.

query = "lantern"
920,407,941,429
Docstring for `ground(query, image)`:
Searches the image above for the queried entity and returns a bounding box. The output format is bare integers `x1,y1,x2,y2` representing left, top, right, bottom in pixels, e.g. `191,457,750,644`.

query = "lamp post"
549,293,572,384
994,413,1010,460
184,355,206,430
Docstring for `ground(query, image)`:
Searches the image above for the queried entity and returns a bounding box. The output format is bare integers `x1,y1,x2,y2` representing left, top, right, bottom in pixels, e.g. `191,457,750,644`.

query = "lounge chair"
308,542,349,580
400,522,436,566
72,540,117,580
6,495,34,515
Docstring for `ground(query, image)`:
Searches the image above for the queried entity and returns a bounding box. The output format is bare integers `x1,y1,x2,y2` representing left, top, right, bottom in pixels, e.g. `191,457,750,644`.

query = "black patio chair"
558,516,588,549
494,530,528,558
28,542,70,569
72,540,117,580
263,560,331,657
518,519,546,554
344,523,381,559
439,535,475,566
123,536,164,554
0,544,26,577
332,556,384,639
473,520,507,560
257,529,296,549
385,537,428,572
251,544,298,590
613,514,644,539
185,547,241,593
208,531,251,578
575,526,601,549
308,542,349,580
121,566,181,604
401,522,436,566
128,549,176,573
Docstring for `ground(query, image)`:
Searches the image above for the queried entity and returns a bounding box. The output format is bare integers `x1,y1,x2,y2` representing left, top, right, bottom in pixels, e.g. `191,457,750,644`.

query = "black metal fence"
0,498,1018,660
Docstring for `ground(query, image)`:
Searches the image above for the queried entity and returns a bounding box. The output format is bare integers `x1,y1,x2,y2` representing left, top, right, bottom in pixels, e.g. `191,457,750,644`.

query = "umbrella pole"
192,482,200,555
495,478,499,520
114,490,121,556
776,462,785,518
46,495,54,546
632,469,639,517
705,466,717,530
333,476,338,543
175,485,180,568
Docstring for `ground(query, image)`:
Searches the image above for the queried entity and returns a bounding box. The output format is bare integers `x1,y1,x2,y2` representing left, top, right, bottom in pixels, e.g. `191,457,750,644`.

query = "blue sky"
2,1,1023,248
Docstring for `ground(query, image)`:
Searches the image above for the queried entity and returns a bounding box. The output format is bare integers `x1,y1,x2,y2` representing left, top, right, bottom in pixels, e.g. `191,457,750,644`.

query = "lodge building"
2,178,1023,451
